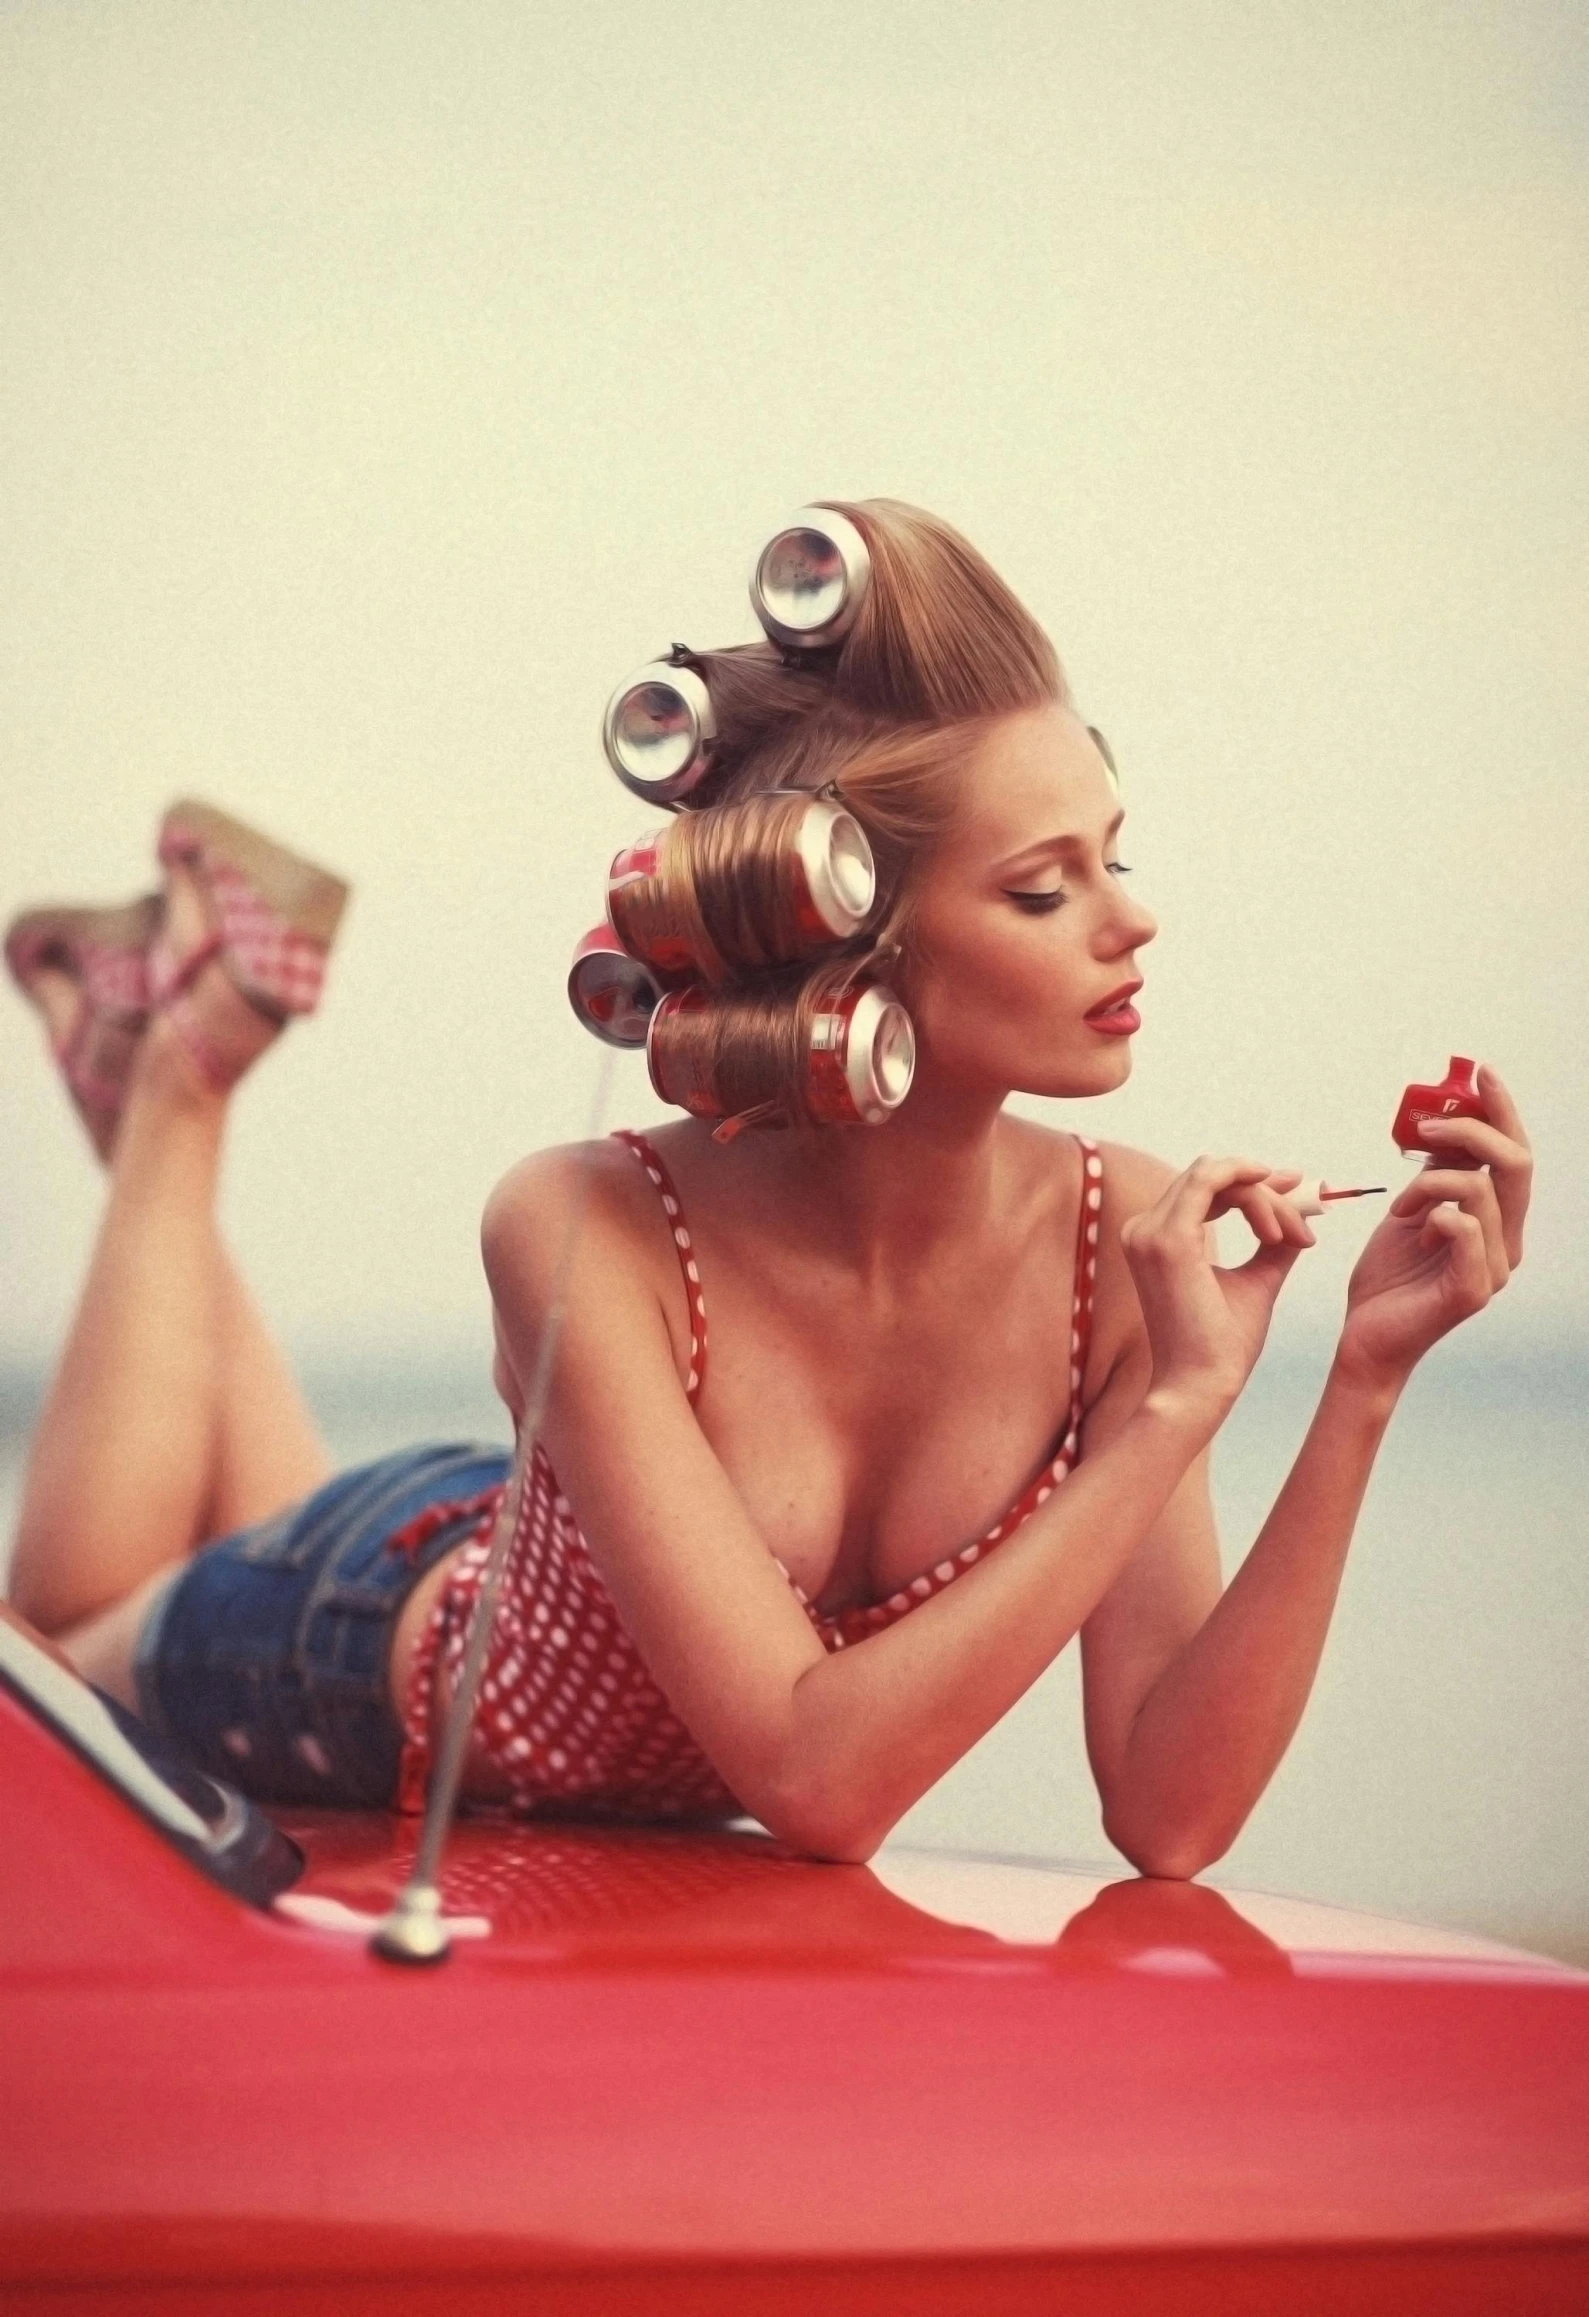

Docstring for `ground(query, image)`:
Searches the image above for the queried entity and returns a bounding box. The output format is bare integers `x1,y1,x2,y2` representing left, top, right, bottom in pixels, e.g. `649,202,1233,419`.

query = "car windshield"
0,1613,302,1907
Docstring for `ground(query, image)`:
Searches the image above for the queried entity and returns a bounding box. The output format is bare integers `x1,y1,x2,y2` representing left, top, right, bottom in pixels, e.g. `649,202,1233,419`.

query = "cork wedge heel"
5,894,164,1158
149,799,352,1092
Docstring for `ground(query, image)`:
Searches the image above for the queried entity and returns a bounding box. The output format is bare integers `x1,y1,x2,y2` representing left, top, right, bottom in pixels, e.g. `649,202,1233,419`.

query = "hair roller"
602,658,717,805
566,923,665,1047
607,790,876,983
750,507,873,652
646,961,915,1130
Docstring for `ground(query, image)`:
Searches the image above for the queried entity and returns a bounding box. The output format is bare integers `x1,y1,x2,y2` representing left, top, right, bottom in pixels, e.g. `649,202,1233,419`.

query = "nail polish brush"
1288,1180,1387,1217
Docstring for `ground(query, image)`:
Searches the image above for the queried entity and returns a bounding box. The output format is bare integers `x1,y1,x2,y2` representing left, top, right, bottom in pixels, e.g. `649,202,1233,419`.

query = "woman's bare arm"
483,1142,1302,1864
1079,1355,1401,1880
1077,1067,1531,1879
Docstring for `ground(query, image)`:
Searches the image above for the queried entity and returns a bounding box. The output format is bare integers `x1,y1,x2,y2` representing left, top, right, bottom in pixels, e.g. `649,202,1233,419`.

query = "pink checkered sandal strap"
156,799,349,1022
49,1005,142,1158
146,924,246,1094
5,897,161,1025
5,895,163,1157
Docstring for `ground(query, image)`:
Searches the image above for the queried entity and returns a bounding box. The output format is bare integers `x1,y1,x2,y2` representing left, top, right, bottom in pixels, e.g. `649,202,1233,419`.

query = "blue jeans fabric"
133,1441,512,1808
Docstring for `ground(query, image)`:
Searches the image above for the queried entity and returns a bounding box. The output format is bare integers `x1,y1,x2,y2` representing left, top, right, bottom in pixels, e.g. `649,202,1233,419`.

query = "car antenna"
371,1044,618,1964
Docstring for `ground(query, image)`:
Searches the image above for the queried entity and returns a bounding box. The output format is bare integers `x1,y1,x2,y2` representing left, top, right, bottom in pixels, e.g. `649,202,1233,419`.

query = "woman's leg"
8,866,330,1636
205,1252,334,1540
40,1265,334,1715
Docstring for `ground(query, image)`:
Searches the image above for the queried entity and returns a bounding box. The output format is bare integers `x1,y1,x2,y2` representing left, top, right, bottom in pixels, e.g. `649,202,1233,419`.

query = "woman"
4,499,1532,1871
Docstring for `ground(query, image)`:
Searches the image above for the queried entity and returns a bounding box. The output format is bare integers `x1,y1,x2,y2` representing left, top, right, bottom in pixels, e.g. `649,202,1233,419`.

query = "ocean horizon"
4,1332,1584,1968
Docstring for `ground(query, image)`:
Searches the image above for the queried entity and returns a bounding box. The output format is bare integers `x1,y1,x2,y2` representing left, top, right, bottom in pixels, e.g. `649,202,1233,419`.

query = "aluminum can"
607,796,875,981
645,985,720,1115
606,829,720,979
807,980,916,1125
750,507,872,651
567,922,664,1048
788,795,876,941
602,663,716,805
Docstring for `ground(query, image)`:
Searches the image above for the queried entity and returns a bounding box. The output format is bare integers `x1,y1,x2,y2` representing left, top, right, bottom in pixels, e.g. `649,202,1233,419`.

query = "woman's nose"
1108,888,1158,952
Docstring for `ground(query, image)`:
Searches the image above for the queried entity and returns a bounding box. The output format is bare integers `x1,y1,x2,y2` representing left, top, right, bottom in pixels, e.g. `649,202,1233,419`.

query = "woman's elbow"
758,1770,888,1866
1103,1810,1230,1883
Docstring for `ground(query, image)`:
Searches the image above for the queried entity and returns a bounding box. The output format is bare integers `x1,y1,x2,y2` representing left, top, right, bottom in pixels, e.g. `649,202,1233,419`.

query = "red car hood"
3,1676,1587,2315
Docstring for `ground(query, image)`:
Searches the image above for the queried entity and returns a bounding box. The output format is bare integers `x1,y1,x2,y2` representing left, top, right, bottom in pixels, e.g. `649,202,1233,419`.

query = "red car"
4,1617,1587,2315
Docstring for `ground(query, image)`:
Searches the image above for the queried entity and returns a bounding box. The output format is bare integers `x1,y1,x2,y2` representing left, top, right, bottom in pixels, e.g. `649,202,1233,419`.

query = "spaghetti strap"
1068,1135,1104,1438
401,1126,1110,1817
611,1129,709,1403
801,1131,1108,1649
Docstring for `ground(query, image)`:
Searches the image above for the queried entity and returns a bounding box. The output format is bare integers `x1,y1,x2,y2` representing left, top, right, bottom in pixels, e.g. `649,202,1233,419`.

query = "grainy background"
2,2,1584,1957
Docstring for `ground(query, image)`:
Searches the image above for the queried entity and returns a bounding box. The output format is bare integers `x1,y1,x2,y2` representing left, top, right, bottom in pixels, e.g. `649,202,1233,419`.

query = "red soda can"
806,980,916,1124
645,985,720,1115
567,924,664,1049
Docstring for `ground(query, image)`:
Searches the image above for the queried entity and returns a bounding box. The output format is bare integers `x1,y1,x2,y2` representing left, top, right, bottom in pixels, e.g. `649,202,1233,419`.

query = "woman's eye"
1107,861,1134,878
1005,888,1067,913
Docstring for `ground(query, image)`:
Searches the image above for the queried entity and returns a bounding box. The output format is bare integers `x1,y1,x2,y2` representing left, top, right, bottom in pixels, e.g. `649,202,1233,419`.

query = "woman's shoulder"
1002,1114,1176,1216
482,1135,675,1272
1090,1137,1178,1215
481,1135,701,1401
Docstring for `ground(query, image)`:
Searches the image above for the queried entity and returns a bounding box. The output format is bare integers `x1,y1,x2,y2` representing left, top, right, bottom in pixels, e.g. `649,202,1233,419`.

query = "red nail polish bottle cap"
1391,1055,1484,1156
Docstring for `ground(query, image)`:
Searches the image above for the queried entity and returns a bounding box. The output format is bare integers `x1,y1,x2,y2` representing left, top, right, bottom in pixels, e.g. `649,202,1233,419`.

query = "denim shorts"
133,1441,513,1808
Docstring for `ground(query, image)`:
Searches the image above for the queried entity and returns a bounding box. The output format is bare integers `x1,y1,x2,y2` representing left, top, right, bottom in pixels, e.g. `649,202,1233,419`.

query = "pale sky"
3,0,1585,1366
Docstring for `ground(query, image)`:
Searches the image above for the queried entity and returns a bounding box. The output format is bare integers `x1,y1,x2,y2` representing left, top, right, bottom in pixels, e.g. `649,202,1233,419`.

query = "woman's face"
903,702,1158,1102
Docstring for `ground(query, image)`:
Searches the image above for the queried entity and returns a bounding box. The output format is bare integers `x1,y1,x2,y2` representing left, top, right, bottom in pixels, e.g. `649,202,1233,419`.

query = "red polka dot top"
397,1128,1104,1823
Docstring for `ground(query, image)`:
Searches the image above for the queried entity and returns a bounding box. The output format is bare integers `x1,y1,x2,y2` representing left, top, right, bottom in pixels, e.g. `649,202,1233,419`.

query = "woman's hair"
604,498,1071,1128
681,498,1067,959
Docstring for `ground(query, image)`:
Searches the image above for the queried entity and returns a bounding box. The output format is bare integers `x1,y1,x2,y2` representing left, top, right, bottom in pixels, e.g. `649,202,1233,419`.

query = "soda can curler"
750,507,873,652
646,974,916,1128
807,980,916,1125
602,662,717,805
606,829,719,979
790,792,877,942
567,923,665,1048
644,984,719,1115
607,794,878,982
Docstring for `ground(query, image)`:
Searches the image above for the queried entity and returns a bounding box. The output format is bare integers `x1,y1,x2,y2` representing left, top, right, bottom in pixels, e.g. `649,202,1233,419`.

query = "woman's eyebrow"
994,807,1126,872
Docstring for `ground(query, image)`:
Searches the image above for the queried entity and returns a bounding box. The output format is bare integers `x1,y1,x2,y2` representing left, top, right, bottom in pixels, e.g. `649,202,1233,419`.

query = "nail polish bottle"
1391,1056,1485,1156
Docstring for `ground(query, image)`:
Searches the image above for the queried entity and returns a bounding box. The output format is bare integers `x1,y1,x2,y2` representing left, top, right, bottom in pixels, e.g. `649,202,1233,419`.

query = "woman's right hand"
1119,1155,1316,1421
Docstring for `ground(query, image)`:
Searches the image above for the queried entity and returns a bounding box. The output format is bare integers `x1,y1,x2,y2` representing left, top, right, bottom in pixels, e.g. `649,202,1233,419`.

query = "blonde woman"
4,500,1532,1871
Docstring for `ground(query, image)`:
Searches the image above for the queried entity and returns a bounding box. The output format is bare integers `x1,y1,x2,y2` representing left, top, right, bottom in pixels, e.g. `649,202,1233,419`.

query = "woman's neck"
696,1070,1020,1277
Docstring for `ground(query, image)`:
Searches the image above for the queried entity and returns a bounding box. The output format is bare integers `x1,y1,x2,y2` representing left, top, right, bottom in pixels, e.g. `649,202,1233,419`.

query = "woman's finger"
1423,1201,1493,1317
1225,1231,1310,1287
1163,1156,1288,1235
1219,1179,1316,1248
1415,1115,1524,1170
1414,1116,1532,1267
1475,1062,1531,1153
1398,1168,1509,1289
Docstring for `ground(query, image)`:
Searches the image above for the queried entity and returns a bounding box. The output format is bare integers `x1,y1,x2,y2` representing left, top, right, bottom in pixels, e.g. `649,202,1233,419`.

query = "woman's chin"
1018,1040,1135,1101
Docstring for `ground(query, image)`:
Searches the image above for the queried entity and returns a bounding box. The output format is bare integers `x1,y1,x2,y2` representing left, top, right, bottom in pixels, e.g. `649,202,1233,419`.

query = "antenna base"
370,1883,452,1966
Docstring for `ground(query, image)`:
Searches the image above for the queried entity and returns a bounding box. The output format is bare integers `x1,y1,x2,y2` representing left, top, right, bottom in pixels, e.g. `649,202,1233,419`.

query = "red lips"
1084,979,1143,1037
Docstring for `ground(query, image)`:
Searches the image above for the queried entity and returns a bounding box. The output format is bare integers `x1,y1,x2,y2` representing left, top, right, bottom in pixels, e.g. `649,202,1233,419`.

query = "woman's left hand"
1329,1062,1533,1390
